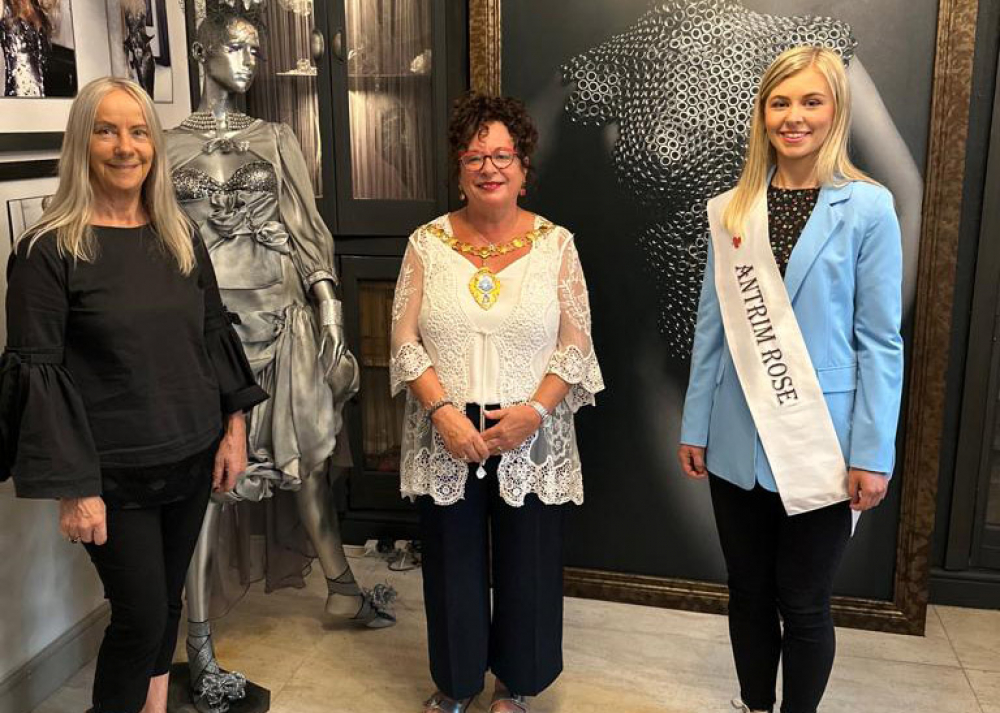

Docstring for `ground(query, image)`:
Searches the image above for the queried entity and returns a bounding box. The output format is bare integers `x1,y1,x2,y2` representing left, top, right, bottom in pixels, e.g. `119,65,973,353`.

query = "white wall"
0,484,105,683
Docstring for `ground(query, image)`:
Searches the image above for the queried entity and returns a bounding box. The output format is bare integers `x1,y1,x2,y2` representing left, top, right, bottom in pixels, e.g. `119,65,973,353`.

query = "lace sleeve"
389,240,433,396
546,237,605,412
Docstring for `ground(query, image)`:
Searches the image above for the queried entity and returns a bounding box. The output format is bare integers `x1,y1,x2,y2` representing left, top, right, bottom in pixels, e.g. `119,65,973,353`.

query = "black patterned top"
767,184,820,276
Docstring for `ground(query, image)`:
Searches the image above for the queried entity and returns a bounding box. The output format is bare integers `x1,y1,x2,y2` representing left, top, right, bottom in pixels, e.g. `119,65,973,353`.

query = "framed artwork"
469,0,979,635
106,0,174,103
0,0,77,99
0,0,190,148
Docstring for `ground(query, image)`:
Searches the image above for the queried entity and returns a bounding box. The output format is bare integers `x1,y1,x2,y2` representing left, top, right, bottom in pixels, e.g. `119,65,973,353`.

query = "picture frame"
468,0,980,635
0,0,191,144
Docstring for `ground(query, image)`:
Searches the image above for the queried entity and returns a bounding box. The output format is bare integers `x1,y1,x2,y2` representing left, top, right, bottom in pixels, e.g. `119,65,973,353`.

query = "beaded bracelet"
426,398,454,418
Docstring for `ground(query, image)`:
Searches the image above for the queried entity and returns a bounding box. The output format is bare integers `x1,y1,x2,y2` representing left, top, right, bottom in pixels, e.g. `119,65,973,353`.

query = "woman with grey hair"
0,77,266,713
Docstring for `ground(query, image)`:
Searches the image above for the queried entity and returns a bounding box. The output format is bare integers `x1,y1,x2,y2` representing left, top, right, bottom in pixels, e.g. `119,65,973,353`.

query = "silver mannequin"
166,5,394,712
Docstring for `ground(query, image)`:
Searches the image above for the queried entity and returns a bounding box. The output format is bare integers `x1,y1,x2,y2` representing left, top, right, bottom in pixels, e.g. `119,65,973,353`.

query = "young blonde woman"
678,47,904,713
1,77,266,713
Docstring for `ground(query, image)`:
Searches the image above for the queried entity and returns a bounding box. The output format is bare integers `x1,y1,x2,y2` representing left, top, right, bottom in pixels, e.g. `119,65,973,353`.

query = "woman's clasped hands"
431,404,543,462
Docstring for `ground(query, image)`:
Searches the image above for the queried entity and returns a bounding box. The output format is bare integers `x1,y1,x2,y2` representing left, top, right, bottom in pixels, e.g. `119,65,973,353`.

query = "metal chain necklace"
425,220,555,310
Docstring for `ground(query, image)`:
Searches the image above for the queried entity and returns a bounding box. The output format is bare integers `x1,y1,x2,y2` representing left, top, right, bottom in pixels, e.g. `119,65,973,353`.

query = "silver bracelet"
527,399,550,423
318,298,343,327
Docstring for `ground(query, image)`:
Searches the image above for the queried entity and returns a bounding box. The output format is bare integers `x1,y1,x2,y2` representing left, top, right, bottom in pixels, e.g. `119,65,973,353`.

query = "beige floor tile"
967,669,1000,713
836,605,961,667
937,606,1000,672
823,656,982,713
29,561,1000,713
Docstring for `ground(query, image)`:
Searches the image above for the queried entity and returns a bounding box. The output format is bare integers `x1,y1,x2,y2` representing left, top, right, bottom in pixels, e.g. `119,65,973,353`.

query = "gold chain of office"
424,221,555,260
424,220,556,310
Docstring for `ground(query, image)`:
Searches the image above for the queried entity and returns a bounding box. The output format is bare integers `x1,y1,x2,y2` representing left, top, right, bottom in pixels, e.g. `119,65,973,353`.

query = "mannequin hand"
848,468,888,511
677,444,708,479
431,405,490,463
481,405,542,455
213,412,247,493
59,496,107,545
320,323,346,371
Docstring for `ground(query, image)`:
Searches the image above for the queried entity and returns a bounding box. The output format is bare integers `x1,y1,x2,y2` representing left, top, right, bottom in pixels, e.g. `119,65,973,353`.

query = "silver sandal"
490,683,528,713
422,691,476,712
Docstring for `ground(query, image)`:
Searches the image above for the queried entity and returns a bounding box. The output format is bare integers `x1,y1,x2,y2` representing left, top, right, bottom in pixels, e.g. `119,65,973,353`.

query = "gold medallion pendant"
469,266,501,310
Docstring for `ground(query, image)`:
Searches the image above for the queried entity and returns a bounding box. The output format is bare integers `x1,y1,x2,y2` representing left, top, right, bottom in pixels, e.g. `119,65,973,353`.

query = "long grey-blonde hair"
723,46,876,234
19,77,194,274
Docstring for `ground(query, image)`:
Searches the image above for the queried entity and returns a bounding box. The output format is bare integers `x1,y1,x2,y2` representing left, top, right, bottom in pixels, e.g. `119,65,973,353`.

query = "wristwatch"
527,399,549,423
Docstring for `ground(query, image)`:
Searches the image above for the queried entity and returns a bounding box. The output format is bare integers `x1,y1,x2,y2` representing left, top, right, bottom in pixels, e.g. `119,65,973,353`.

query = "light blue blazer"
679,179,904,492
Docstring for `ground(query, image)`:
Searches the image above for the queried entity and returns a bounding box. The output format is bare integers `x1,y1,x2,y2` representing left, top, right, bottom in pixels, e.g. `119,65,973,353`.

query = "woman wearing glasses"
390,92,604,713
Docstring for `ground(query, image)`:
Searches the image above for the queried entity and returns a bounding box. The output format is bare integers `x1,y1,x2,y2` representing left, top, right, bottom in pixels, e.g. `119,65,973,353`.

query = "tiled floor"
32,554,999,712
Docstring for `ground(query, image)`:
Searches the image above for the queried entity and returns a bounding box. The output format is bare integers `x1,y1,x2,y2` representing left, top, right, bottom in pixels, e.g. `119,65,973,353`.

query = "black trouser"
84,482,211,713
709,474,852,713
419,414,567,700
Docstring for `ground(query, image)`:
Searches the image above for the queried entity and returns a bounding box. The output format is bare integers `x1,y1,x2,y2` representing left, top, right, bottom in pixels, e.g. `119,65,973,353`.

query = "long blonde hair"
19,77,194,275
723,46,875,234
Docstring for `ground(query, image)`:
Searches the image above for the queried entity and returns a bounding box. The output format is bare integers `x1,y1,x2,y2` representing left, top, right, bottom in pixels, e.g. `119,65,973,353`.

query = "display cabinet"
339,255,418,543
321,0,452,235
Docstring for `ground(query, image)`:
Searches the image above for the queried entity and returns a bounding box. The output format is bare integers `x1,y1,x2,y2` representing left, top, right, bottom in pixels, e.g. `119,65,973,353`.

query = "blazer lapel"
783,181,853,304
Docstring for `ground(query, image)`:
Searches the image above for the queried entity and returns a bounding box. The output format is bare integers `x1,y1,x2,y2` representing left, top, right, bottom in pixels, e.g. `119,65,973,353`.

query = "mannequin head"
192,10,264,97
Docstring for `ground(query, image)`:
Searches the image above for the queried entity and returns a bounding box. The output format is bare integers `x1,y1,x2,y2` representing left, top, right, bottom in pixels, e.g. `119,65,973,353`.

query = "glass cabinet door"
325,0,449,235
245,2,326,198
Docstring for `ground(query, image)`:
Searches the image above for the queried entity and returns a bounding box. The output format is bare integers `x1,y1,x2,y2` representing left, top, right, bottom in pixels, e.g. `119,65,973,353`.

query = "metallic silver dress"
0,6,48,97
561,0,856,358
167,118,350,603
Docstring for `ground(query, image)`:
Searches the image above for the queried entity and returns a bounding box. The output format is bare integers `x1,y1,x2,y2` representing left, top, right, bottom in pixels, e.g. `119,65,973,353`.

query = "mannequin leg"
185,499,247,712
295,466,396,627
295,467,350,578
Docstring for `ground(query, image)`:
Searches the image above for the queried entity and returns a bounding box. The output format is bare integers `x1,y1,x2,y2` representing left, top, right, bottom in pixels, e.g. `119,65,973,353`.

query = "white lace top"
390,214,605,506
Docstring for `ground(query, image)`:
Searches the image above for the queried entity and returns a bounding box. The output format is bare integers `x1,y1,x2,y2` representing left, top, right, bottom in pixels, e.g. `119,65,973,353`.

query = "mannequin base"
167,663,270,713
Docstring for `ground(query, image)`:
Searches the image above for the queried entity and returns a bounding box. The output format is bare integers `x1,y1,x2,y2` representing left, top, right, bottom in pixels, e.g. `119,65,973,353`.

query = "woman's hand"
678,444,708,479
848,468,889,511
431,405,490,463
59,496,107,545
481,405,542,455
213,411,248,493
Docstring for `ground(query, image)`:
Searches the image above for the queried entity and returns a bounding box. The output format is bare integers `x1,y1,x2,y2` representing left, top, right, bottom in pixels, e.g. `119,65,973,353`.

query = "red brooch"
732,235,742,249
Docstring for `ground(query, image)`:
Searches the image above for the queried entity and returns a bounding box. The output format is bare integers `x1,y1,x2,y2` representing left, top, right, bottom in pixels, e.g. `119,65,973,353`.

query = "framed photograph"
106,0,174,103
470,0,979,635
0,0,78,99
0,0,189,145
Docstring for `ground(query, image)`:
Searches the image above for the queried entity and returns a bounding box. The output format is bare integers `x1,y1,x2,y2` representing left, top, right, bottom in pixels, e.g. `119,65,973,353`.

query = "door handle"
331,29,345,62
310,28,325,62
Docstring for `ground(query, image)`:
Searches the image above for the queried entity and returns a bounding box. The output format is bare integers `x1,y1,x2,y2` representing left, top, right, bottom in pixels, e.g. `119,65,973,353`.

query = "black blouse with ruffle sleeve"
1,226,267,504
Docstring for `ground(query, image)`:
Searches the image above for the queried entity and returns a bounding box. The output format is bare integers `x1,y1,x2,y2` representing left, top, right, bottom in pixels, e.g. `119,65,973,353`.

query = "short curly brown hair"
448,92,539,181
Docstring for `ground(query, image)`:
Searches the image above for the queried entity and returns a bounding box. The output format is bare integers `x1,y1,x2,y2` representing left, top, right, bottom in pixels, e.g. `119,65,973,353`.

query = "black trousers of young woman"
419,415,567,700
709,474,853,713
84,480,211,713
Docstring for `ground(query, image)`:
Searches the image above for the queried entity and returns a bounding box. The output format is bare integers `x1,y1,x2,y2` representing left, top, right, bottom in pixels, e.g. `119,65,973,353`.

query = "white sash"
707,189,849,516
